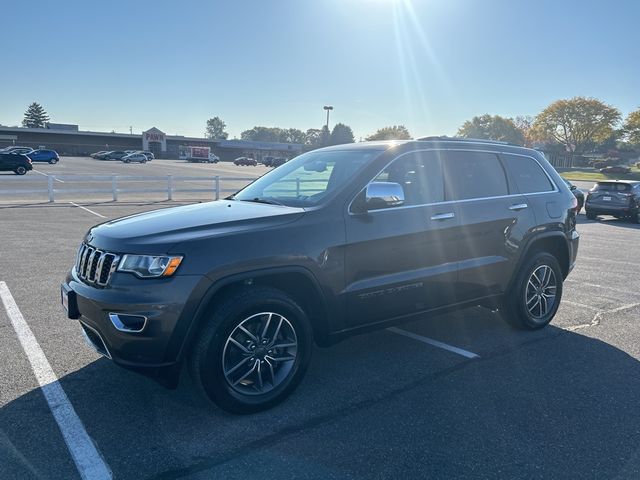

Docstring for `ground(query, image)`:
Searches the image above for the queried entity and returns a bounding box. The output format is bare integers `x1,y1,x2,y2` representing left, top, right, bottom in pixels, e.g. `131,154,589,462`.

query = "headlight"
117,255,183,278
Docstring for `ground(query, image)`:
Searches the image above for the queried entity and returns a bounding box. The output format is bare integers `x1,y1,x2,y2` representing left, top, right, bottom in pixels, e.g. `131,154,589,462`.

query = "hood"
86,200,305,254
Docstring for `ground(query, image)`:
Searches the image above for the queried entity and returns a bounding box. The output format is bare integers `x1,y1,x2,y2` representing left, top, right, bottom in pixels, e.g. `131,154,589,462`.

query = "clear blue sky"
1,0,639,140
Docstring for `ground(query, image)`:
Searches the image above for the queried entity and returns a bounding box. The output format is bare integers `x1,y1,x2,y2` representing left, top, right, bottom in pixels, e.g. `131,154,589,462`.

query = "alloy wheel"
222,312,298,396
525,265,557,320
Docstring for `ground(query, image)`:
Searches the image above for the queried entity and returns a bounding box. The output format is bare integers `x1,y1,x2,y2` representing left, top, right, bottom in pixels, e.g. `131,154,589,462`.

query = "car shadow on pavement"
577,215,640,230
2,325,640,479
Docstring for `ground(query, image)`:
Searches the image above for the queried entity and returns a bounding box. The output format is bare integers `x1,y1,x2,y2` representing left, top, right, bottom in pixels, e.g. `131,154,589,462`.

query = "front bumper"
62,267,211,369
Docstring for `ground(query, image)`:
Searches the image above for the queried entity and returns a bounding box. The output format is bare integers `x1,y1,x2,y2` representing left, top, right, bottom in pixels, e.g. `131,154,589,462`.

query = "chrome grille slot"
75,244,120,287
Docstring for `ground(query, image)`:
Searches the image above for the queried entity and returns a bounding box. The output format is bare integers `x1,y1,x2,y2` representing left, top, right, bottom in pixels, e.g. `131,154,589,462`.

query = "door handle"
508,203,528,211
430,212,455,221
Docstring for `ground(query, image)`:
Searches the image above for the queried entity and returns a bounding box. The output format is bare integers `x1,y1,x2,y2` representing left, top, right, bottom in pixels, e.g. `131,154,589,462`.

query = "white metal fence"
0,175,260,202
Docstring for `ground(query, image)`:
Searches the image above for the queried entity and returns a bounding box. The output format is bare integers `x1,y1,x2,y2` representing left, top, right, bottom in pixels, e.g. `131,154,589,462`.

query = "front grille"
75,244,119,286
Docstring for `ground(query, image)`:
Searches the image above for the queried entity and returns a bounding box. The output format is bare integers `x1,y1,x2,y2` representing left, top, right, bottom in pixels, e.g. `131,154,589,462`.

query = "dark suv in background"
61,138,579,413
0,152,33,175
585,180,640,223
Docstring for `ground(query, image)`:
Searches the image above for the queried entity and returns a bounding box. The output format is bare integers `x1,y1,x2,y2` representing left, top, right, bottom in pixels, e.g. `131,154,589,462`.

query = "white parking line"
33,169,64,183
69,202,106,218
387,327,480,359
0,281,112,480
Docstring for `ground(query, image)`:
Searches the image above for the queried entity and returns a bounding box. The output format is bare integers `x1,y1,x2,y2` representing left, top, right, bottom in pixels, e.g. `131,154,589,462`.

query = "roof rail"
416,135,513,146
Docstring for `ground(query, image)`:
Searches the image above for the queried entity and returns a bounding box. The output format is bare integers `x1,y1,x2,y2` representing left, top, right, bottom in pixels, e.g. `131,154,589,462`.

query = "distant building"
0,125,303,162
45,123,79,132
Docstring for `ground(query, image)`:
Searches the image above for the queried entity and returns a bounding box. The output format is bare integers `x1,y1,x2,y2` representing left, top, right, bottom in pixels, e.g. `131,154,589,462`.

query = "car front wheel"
189,287,313,414
49,159,59,164
14,166,27,175
501,252,563,330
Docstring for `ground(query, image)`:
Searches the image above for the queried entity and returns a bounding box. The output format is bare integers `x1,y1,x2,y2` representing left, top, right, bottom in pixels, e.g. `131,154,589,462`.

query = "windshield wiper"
244,197,285,206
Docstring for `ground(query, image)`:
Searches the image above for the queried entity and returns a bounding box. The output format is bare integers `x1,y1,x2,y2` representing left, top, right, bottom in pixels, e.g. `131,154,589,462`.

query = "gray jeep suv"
61,138,579,413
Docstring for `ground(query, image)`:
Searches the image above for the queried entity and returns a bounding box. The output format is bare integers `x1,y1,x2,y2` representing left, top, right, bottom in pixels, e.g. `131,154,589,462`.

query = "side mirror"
364,182,405,210
570,184,577,191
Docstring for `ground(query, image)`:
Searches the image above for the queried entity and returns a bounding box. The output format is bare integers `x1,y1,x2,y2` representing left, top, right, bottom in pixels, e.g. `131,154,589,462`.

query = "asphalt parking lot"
0,156,270,204
1,173,640,478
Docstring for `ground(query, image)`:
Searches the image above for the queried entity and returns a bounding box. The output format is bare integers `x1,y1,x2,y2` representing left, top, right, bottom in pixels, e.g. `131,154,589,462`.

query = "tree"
532,97,621,154
205,117,229,139
457,115,524,145
623,108,640,146
281,128,306,144
330,123,355,145
365,125,412,141
22,102,50,128
513,115,535,147
304,128,323,147
241,127,283,143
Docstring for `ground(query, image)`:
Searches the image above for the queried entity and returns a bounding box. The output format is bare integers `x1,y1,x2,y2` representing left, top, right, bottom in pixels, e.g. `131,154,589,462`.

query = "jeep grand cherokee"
61,138,579,413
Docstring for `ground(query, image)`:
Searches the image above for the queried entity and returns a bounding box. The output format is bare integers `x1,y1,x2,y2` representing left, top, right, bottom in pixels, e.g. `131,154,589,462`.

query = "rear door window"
441,151,509,201
500,154,554,194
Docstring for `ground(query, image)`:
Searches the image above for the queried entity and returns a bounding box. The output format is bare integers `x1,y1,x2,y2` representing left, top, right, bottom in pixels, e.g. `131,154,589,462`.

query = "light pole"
323,105,333,130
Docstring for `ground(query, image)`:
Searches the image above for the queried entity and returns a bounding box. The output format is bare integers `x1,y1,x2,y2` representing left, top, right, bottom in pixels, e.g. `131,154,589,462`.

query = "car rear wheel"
632,210,640,224
14,166,27,175
49,159,58,164
586,210,597,220
501,252,563,330
189,287,313,414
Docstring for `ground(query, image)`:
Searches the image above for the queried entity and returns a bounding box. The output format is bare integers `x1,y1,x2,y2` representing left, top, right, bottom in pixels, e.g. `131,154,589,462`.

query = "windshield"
594,182,631,192
233,149,383,207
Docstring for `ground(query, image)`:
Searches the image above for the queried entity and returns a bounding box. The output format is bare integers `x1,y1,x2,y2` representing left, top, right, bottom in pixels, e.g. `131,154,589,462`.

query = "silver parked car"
122,153,148,164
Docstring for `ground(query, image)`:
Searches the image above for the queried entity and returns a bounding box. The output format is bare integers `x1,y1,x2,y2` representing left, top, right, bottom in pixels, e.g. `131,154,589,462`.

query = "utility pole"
129,126,133,134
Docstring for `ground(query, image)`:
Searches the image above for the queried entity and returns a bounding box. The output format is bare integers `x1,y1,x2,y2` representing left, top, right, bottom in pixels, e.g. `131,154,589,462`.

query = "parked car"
62,138,579,413
563,178,584,212
125,150,138,155
103,151,128,161
138,151,155,161
122,153,148,163
27,149,60,164
271,157,287,167
2,146,34,155
233,156,258,166
90,151,108,159
262,156,275,167
599,165,631,174
94,151,113,160
585,180,640,222
0,152,33,175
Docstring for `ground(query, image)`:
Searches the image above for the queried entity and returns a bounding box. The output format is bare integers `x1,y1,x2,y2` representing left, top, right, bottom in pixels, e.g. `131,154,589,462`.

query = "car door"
442,150,536,301
344,150,461,327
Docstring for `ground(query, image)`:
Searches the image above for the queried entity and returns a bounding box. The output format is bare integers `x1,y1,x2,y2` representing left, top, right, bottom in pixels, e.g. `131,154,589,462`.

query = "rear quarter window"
501,154,554,194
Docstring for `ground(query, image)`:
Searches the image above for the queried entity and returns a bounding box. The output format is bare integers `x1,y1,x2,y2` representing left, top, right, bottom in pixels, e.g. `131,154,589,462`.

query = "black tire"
189,287,313,414
14,166,27,175
142,159,147,163
500,252,563,330
49,159,59,164
586,210,597,220
631,209,640,224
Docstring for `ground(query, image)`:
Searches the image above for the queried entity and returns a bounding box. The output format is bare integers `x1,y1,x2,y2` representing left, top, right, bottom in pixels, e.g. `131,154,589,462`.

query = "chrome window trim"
347,148,559,216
